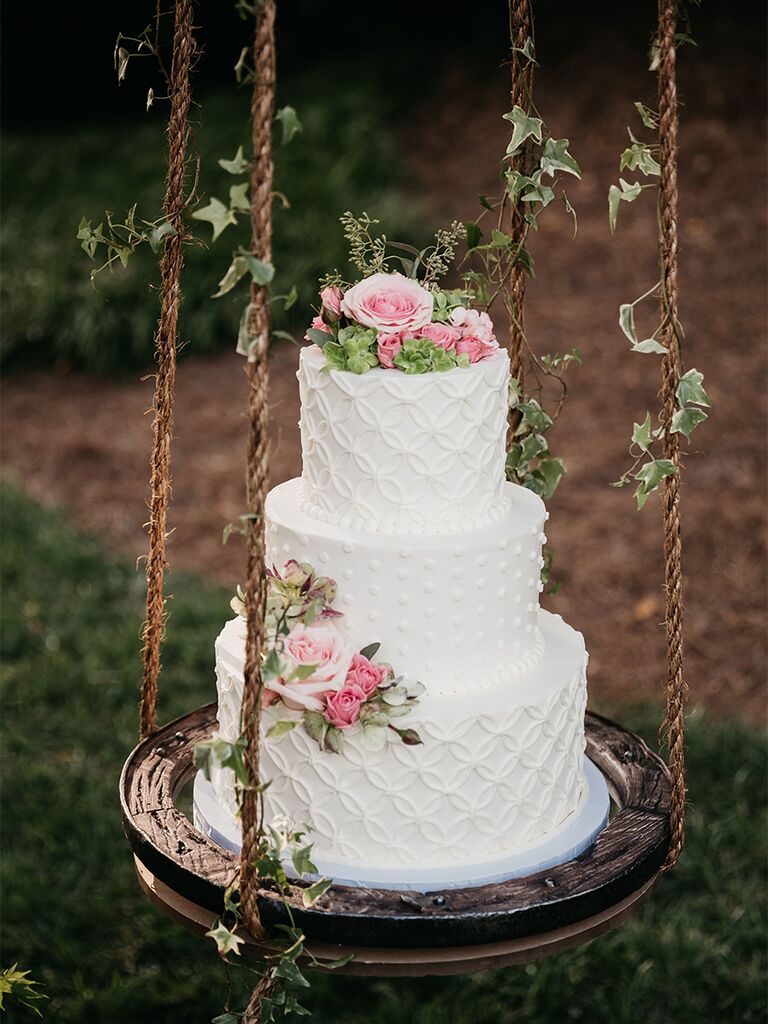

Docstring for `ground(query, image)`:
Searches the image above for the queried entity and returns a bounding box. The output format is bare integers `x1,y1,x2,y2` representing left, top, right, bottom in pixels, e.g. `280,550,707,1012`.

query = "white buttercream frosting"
298,344,510,534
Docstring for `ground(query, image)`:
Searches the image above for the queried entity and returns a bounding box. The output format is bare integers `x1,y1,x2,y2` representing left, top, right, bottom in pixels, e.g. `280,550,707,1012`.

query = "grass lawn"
1,479,765,1023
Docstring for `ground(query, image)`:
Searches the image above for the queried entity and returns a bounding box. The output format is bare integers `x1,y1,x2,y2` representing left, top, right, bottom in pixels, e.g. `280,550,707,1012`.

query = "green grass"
1,67,422,373
1,479,766,1023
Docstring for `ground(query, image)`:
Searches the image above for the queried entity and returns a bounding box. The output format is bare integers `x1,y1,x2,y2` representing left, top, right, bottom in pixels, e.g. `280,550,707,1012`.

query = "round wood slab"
120,703,671,967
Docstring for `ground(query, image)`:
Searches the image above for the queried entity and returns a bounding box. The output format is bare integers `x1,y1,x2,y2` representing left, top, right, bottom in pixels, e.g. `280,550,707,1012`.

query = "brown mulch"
2,47,766,723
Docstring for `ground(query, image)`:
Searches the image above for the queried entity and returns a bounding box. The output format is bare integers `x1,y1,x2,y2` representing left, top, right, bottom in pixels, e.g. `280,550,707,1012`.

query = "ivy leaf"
536,457,566,499
275,105,303,145
147,221,176,254
540,137,581,178
503,106,544,154
490,228,514,248
634,459,677,508
191,197,237,241
212,1014,240,1024
676,368,710,407
671,406,708,437
323,726,345,754
515,400,553,435
359,724,388,751
608,179,644,232
302,710,328,745
620,141,660,176
301,878,333,908
236,302,260,362
267,719,299,740
634,101,659,129
228,182,250,212
359,642,381,661
478,194,495,211
465,221,483,250
218,145,250,175
291,843,318,877
632,412,653,451
206,922,244,957
212,256,249,299
274,959,310,988
618,303,638,343
632,338,667,355
242,252,275,286
521,182,555,207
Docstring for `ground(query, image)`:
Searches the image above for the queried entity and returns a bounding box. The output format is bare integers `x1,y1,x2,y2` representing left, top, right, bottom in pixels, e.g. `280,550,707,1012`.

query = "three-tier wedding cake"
197,268,607,890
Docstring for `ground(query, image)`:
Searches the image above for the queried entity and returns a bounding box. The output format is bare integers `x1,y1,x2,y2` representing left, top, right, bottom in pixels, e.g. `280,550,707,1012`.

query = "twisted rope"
139,0,195,740
657,0,687,871
239,0,276,948
507,0,533,388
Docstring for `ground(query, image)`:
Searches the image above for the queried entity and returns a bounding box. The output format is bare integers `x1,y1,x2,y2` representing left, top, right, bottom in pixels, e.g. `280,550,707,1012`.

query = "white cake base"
193,756,610,892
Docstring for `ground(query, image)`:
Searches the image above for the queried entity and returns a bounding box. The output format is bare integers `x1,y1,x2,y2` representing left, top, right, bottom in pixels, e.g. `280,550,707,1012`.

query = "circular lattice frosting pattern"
298,345,510,534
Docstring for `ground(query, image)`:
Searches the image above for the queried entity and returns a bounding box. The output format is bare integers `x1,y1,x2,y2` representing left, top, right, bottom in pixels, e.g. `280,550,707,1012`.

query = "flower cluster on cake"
230,560,423,754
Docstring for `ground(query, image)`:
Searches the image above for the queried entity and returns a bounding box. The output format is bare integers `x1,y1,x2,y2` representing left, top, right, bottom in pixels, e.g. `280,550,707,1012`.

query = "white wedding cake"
203,325,597,888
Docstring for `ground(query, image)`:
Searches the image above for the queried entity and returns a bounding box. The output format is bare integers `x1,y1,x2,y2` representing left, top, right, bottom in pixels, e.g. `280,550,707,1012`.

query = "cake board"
120,702,671,975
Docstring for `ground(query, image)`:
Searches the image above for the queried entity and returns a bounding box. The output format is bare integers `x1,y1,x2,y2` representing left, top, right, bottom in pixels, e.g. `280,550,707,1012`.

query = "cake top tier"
298,344,510,535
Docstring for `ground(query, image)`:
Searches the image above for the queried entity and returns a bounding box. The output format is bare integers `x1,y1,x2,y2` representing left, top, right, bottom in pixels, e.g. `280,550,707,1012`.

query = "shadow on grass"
1,480,765,1023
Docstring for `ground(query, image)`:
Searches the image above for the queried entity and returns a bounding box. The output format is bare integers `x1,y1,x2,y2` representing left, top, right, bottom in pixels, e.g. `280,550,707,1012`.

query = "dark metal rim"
120,703,671,949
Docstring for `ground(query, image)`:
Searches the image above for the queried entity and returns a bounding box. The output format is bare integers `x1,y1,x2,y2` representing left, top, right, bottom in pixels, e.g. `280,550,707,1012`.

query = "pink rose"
456,334,500,363
377,331,405,369
342,273,434,334
266,622,352,712
324,683,366,729
320,286,342,317
417,322,461,351
345,653,389,696
449,307,496,343
304,315,331,343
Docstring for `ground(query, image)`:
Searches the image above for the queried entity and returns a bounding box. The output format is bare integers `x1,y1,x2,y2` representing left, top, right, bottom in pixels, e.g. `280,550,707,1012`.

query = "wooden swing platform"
120,704,671,976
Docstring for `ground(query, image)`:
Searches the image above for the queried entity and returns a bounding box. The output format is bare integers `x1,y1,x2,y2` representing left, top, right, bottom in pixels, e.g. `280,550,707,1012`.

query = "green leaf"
521,182,555,207
323,726,345,754
241,252,275,286
205,922,244,956
212,256,249,299
634,458,677,508
191,197,237,241
490,228,514,248
620,141,660,177
676,368,710,407
228,182,250,212
632,412,653,451
634,101,659,129
275,105,303,145
262,646,282,679
218,145,250,175
503,105,544,154
515,400,553,435
267,719,299,739
618,303,638,343
465,221,483,250
632,338,667,355
236,302,260,362
291,843,318,877
359,641,380,661
301,877,333,908
212,1014,240,1024
671,406,708,437
274,957,311,986
359,724,388,751
306,327,331,349
540,137,581,179
147,221,176,254
536,457,566,499
478,194,495,211
302,710,328,745
608,179,644,232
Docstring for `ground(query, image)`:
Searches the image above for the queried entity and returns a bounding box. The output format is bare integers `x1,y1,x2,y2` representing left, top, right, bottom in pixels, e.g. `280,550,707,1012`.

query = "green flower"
393,336,459,374
431,288,469,324
322,324,378,374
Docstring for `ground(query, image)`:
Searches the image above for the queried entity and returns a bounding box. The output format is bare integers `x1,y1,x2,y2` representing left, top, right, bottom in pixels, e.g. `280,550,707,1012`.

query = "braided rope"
657,0,687,871
507,0,533,388
239,0,276,944
139,0,195,740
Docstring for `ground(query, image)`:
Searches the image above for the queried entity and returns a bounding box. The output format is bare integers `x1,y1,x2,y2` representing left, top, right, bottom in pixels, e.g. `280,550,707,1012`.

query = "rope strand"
239,0,276,943
139,0,195,739
657,0,687,871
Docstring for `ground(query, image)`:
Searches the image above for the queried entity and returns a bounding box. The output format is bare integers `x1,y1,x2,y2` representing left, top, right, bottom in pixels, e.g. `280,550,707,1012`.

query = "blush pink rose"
266,622,352,712
417,322,461,351
320,286,342,317
456,334,500,363
324,683,366,729
345,653,389,696
304,314,331,343
448,307,496,343
377,331,405,369
342,273,434,334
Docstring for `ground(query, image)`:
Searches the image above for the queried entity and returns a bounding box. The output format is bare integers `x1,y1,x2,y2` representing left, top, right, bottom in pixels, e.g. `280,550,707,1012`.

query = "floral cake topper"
232,560,424,754
304,213,499,375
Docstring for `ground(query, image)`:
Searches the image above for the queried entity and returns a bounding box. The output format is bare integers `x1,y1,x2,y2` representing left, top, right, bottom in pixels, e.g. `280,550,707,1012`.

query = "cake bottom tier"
211,609,589,873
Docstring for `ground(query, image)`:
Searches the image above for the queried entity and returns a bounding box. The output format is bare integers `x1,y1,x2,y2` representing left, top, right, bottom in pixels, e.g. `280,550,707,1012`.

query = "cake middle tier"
266,478,548,694
298,343,511,534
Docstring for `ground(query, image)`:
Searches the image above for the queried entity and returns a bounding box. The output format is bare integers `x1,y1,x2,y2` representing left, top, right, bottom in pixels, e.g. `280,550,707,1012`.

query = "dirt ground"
2,46,766,722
